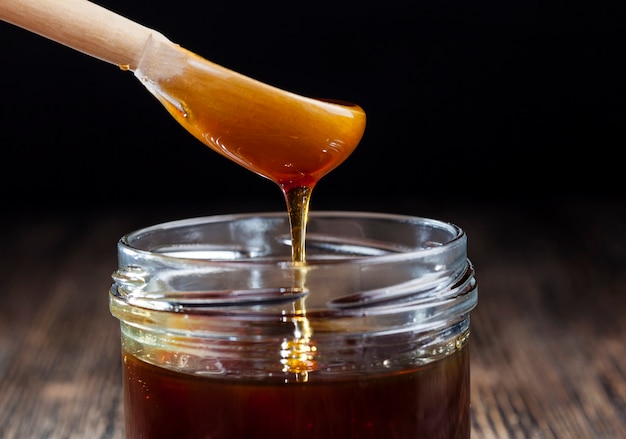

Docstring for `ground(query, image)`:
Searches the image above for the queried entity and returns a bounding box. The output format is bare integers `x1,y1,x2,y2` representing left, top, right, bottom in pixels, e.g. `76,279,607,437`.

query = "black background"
1,1,624,215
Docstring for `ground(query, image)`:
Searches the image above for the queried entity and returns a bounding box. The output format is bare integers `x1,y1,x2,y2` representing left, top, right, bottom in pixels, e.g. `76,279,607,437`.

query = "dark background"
1,1,624,216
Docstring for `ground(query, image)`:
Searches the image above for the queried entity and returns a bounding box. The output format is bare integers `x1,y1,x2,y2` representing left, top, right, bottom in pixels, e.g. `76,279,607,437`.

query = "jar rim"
120,210,465,263
111,211,475,320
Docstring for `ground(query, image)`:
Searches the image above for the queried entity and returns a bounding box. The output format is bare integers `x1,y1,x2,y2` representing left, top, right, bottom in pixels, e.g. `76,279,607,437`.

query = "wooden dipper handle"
1,0,170,70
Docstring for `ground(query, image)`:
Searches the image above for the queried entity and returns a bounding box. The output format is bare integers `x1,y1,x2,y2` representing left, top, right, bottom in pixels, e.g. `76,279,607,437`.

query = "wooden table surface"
1,198,624,439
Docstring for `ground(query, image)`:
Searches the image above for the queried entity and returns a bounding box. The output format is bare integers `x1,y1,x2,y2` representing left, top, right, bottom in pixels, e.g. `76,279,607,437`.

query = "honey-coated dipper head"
136,36,367,189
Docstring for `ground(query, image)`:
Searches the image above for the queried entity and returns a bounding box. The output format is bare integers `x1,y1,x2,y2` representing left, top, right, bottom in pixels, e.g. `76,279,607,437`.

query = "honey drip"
280,186,315,381
137,49,366,380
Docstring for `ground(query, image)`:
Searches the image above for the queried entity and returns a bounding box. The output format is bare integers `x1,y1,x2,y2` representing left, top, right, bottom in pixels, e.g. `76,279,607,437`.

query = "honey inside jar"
122,345,470,439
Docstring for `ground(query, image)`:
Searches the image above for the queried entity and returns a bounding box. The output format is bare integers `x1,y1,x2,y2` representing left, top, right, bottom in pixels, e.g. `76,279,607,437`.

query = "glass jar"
110,211,478,439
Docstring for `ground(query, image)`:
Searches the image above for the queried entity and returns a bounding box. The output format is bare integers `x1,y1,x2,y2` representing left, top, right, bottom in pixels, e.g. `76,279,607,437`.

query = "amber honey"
122,344,471,439
139,45,367,192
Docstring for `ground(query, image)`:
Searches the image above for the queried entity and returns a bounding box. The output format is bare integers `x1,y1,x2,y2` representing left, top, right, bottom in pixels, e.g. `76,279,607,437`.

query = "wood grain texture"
0,200,624,438
460,200,626,439
0,0,164,69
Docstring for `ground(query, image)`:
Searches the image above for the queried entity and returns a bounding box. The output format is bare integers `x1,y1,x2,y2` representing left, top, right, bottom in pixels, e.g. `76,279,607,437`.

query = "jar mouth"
120,211,464,260
111,211,475,321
